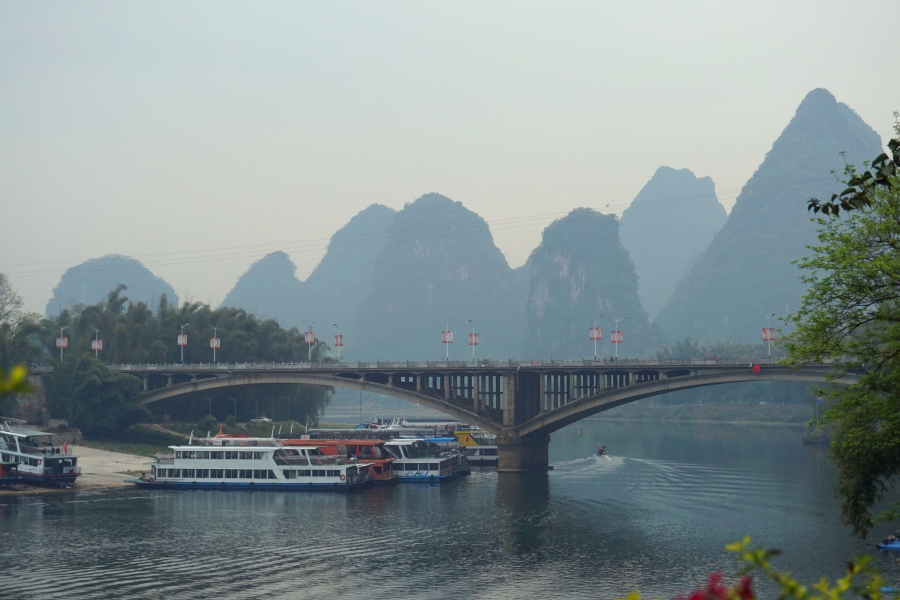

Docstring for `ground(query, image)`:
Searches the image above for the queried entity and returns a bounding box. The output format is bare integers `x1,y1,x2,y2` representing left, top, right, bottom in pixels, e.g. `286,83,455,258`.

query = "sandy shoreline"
0,445,152,496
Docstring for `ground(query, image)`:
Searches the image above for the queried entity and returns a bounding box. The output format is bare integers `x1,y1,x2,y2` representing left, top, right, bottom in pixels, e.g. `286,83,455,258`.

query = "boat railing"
155,454,175,464
272,456,310,466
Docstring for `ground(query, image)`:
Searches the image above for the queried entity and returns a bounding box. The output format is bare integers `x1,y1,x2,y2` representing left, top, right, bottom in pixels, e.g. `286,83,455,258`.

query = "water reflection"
496,471,550,555
1,420,896,600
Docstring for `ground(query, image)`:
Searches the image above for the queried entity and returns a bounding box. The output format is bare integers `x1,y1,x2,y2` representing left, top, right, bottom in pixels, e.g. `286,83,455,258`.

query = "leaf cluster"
619,537,887,600
809,114,899,216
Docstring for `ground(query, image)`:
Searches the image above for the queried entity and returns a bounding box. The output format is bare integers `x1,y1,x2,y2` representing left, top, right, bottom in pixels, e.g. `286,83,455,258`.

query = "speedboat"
878,538,900,550
596,445,607,457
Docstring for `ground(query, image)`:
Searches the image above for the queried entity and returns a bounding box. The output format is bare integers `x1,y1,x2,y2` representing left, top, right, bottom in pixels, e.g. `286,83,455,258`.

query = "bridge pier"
496,433,550,472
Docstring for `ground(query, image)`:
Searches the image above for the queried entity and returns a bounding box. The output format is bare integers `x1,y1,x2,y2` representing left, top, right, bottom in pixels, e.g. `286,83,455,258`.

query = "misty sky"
1,1,898,314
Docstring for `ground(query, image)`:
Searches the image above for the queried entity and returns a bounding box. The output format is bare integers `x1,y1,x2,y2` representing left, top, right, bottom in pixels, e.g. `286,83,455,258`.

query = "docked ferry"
0,423,80,486
132,435,372,491
453,429,498,466
383,438,470,482
281,438,397,483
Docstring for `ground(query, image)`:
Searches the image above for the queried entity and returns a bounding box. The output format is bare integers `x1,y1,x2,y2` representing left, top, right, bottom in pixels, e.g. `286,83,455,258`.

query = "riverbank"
0,445,151,496
595,402,812,425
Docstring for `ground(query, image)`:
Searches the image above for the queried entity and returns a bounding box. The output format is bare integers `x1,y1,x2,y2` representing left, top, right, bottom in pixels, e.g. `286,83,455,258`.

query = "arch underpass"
129,363,852,472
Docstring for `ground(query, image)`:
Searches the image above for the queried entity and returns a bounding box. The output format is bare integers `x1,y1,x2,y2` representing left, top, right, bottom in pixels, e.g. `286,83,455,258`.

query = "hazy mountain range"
44,88,885,358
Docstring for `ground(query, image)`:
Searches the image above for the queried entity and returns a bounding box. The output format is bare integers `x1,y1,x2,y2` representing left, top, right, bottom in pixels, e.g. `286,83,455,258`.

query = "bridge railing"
70,356,794,373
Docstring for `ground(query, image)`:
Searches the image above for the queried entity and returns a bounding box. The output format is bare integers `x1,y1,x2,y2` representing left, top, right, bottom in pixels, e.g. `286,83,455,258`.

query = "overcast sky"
1,1,897,313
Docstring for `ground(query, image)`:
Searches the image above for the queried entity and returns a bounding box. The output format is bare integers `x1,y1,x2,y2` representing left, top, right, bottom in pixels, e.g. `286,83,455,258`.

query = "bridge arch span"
513,368,855,438
138,371,502,435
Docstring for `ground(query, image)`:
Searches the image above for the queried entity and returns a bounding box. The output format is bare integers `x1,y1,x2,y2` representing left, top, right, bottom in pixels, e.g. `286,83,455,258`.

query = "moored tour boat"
281,438,398,483
383,437,470,482
453,429,498,466
132,435,372,491
0,423,80,486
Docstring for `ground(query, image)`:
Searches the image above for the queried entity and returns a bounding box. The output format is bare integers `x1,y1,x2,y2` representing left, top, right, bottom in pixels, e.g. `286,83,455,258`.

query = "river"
1,420,895,599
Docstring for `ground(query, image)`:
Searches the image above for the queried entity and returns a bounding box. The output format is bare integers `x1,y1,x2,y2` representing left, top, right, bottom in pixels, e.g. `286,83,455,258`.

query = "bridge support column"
143,377,149,392
167,375,173,387
496,433,550,473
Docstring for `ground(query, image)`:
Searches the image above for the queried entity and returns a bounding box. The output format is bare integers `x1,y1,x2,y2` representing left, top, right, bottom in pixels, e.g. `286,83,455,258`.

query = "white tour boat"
132,434,372,491
383,437,470,482
0,423,80,486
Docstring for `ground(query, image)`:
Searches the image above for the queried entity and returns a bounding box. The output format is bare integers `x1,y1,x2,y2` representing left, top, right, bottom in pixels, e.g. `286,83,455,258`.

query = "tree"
47,354,148,438
784,119,900,537
0,273,24,325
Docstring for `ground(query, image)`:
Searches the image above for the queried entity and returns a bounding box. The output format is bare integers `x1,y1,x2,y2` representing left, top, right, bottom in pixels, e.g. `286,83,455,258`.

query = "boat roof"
1,426,57,438
281,439,386,446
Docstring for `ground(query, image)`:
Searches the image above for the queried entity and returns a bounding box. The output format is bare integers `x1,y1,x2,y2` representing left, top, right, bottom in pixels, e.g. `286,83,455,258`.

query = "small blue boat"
880,587,899,594
878,541,900,550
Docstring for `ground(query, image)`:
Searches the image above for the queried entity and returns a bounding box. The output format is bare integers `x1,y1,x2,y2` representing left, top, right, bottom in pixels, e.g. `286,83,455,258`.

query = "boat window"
239,452,253,460
225,451,238,460
175,451,183,459
284,470,296,479
253,452,263,460
326,470,339,477
383,446,402,459
171,469,181,478
484,449,498,456
239,469,252,478
429,463,439,471
298,470,311,477
312,470,325,477
225,469,237,479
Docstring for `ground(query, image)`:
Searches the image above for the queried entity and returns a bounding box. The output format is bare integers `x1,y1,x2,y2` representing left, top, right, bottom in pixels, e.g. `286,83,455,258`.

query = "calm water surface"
1,420,895,599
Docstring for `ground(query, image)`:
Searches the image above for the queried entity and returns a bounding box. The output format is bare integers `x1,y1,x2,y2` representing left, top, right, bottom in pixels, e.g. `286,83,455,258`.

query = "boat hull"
129,479,370,491
18,472,79,486
397,469,470,482
878,542,900,550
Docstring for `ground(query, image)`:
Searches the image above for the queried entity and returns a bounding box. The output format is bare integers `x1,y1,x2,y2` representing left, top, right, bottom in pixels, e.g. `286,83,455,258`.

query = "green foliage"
37,285,333,429
656,337,781,361
809,113,899,216
45,354,149,438
225,414,237,428
197,414,217,434
619,537,887,600
784,129,900,537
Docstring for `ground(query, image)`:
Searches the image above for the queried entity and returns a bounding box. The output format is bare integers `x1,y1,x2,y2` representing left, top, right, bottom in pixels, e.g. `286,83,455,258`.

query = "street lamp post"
468,320,476,361
766,313,776,358
58,326,69,362
613,317,629,359
230,397,237,421
333,323,341,362
180,323,190,363
91,326,100,359
445,318,453,361
205,397,212,416
593,315,602,362
210,325,218,364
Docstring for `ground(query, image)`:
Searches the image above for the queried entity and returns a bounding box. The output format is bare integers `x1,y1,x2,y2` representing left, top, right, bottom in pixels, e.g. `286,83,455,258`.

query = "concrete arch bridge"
110,360,851,472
